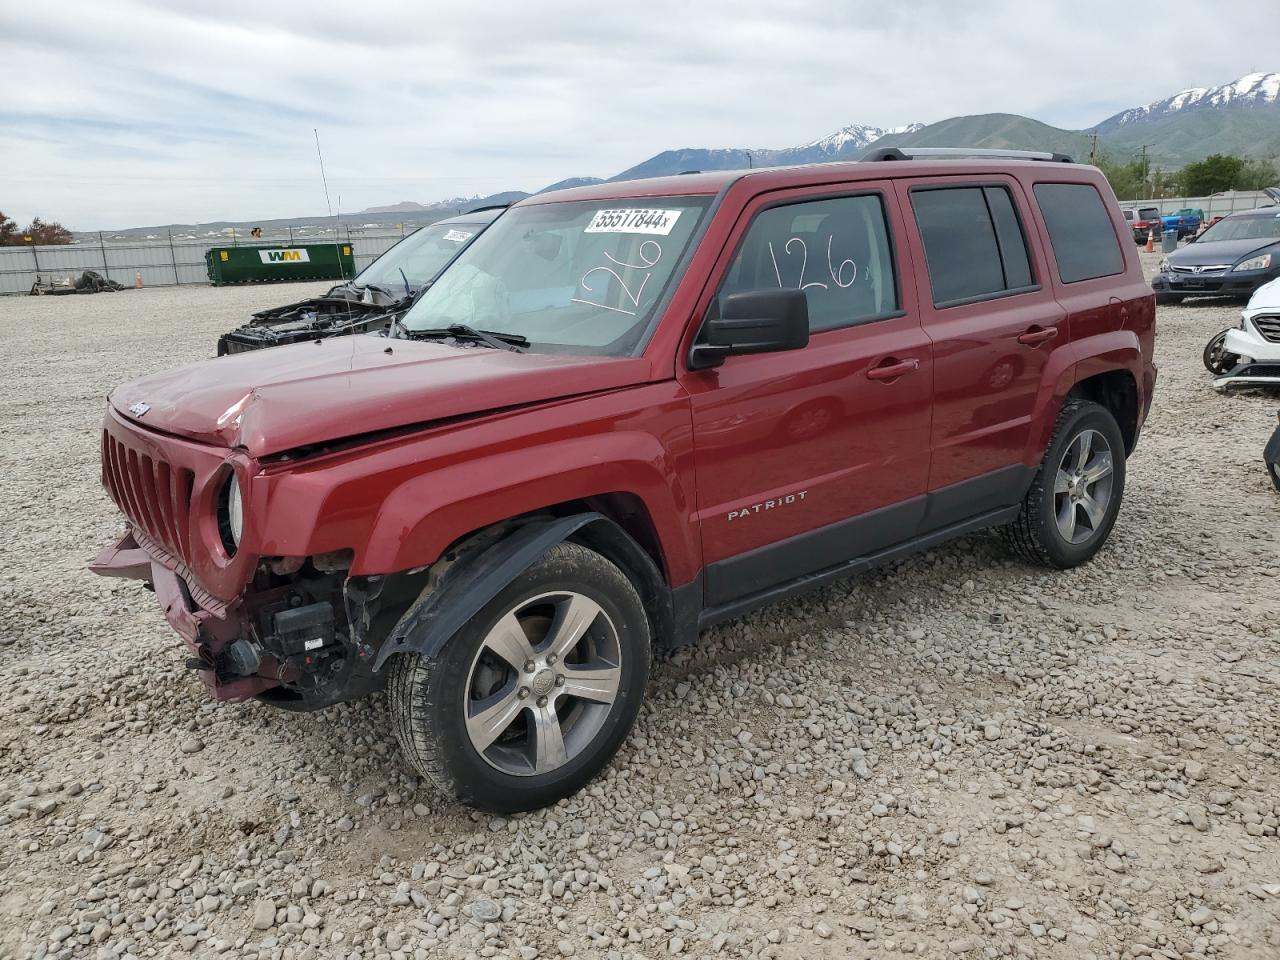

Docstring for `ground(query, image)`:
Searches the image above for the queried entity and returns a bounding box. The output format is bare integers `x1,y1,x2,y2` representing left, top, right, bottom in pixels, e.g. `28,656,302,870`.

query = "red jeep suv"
93,148,1156,812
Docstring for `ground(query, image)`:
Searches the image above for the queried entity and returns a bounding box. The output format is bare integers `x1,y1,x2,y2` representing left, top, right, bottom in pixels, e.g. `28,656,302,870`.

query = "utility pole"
1140,144,1155,199
1089,132,1098,165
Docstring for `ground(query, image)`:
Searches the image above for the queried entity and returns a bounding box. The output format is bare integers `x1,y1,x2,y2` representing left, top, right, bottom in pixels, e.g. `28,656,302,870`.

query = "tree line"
0,210,74,246
1096,153,1278,201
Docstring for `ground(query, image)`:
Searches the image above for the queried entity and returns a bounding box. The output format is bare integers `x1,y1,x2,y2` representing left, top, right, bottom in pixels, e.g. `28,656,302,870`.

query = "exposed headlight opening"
1159,258,1170,272
1232,253,1272,272
218,473,244,555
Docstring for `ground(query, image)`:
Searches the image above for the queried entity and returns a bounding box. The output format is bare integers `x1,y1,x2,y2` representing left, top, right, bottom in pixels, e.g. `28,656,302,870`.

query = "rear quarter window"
1034,183,1125,284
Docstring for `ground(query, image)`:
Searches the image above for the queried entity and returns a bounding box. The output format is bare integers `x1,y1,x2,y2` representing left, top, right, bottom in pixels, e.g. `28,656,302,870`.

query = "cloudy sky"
1,0,1274,230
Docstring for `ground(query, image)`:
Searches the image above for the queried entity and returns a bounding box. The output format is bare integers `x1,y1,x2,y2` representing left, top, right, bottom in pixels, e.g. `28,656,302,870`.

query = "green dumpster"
205,243,355,286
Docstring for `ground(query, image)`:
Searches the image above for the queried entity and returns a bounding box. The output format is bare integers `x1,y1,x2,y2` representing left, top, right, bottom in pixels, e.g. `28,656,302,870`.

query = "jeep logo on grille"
127,401,150,418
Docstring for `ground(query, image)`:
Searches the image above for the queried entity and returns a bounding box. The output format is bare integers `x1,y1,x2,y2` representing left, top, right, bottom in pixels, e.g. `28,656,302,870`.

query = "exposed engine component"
221,637,262,677
268,602,337,661
217,291,402,355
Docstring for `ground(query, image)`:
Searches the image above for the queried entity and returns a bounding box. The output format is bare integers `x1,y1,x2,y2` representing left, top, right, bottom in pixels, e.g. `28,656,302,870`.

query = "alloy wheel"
463,591,622,776
1053,429,1115,545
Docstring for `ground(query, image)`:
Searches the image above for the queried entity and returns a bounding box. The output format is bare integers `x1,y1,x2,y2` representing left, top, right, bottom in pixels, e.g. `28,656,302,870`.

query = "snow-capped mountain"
609,121,925,181
1096,72,1280,132
801,123,926,157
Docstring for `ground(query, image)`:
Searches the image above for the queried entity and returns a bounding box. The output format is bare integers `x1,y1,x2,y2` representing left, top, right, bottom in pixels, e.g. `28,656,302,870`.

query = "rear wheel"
1005,400,1126,568
389,541,650,812
1203,328,1239,375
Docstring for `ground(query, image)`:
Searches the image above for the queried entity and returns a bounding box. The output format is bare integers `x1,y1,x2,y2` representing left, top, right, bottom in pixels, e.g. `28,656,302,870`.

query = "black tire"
388,541,650,812
1203,329,1239,375
1155,293,1184,306
1265,426,1280,492
1005,400,1127,569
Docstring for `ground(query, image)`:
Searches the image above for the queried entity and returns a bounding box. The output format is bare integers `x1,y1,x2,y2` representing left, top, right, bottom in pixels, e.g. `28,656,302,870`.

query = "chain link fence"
0,229,409,296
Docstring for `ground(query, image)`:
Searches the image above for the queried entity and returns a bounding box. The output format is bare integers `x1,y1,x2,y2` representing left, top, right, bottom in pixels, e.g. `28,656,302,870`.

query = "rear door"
896,177,1066,523
678,183,933,607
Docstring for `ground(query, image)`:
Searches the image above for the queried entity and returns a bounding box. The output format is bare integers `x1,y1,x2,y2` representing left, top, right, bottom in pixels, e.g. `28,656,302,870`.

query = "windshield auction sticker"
584,209,683,235
442,229,474,243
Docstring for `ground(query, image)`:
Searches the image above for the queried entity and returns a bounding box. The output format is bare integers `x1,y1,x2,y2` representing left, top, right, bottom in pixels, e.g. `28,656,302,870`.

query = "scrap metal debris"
29,271,127,296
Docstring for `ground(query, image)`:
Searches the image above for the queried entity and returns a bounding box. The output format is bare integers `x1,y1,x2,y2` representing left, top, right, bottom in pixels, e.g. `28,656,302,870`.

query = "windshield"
1198,212,1280,243
400,197,711,355
354,219,487,293
1138,208,1161,220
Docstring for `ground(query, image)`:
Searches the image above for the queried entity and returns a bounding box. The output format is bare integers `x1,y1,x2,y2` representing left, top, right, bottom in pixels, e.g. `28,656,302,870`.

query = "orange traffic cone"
134,271,144,289
1144,230,1155,253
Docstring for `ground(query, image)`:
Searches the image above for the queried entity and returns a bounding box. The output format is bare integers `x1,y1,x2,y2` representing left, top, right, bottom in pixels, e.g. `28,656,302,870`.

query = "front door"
678,185,933,607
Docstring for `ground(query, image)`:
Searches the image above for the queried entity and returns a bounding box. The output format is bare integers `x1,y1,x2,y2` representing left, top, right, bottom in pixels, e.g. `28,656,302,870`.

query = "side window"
1034,183,1125,283
719,194,898,332
910,185,1036,307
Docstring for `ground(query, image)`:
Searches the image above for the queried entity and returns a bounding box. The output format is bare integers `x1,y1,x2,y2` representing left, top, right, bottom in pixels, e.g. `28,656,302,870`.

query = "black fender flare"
372,512,681,670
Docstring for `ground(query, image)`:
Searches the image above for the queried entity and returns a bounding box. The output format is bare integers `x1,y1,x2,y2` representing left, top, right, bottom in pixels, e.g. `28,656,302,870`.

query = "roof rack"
861,147,1074,164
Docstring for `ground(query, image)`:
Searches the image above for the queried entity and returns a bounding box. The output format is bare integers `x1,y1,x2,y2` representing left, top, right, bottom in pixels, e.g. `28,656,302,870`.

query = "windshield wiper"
400,324,529,351
359,281,407,301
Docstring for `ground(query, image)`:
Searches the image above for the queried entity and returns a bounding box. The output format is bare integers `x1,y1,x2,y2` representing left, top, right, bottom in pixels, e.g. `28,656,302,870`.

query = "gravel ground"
1,260,1279,960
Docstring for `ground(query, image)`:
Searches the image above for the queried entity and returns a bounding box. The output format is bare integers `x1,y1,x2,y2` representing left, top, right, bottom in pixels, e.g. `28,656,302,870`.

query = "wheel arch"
1068,368,1140,454
373,504,689,673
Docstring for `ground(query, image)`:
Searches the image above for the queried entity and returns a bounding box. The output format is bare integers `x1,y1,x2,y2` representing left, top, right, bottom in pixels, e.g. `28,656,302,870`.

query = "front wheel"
1203,328,1239,376
1005,400,1126,568
388,541,651,812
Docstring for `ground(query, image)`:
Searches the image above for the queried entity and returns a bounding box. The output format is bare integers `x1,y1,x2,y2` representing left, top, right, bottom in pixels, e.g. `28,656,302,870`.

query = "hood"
1168,237,1279,267
1245,277,1280,319
110,336,651,457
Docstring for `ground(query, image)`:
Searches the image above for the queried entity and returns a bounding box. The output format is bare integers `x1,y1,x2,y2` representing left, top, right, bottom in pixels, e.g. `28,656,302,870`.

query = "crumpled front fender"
1225,326,1280,361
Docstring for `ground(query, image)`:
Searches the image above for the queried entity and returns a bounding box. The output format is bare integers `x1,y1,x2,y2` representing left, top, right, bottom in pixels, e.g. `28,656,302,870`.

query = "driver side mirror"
689,289,809,370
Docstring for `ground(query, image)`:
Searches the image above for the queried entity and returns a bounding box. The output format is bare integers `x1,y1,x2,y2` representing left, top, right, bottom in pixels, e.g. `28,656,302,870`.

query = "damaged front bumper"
91,528,281,701
91,528,384,709
1213,325,1280,392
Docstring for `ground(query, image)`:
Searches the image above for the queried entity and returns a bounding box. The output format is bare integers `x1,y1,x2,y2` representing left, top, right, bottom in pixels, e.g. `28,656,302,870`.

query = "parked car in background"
1173,207,1205,227
1151,206,1280,303
1203,276,1280,390
216,207,504,354
92,148,1155,812
1120,205,1165,243
1162,209,1202,238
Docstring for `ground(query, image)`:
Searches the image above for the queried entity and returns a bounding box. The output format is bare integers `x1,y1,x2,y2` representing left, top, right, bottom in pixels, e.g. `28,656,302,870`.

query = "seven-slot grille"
101,431,194,561
1253,315,1280,344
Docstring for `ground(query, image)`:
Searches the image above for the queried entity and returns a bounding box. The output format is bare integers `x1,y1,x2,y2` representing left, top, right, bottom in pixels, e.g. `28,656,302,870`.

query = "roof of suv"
521,158,1086,206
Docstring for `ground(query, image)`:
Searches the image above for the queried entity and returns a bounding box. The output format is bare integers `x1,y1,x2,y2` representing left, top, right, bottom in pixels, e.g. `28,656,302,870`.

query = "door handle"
1017,325,1058,346
866,357,920,381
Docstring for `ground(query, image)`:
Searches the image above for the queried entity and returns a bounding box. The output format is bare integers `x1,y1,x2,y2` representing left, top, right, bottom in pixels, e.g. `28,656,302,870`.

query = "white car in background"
1204,277,1280,390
